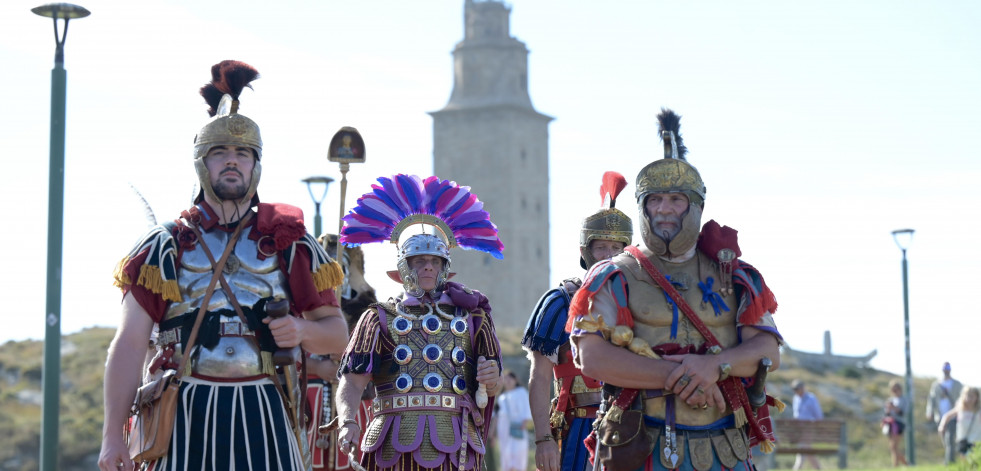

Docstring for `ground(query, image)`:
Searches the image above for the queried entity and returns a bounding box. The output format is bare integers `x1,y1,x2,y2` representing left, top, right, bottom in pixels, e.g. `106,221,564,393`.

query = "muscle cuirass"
618,250,738,426
363,300,485,462
166,225,290,378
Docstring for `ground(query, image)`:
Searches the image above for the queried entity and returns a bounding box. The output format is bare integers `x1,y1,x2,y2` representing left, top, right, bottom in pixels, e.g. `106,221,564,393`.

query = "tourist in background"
927,361,964,465
791,379,824,470
883,380,909,467
938,387,981,460
497,371,533,471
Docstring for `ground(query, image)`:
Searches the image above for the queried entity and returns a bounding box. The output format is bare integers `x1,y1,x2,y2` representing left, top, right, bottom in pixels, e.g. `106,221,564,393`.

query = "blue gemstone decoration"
452,374,467,394
452,347,467,365
393,316,412,335
422,314,442,335
395,373,413,393
423,344,443,363
394,345,413,365
450,317,468,336
423,372,443,392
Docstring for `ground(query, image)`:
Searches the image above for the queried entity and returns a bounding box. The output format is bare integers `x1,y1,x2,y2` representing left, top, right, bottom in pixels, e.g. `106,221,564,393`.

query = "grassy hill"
0,327,962,470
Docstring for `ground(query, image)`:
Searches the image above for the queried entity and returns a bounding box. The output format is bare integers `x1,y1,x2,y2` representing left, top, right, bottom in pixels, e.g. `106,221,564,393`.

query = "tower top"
465,0,510,40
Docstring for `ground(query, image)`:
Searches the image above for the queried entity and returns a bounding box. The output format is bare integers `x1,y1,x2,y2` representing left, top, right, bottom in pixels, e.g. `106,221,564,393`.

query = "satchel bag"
124,212,252,463
589,388,657,471
126,370,181,462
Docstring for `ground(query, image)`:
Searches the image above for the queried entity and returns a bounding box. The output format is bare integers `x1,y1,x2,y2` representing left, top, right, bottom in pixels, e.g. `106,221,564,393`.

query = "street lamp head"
32,3,90,19
891,228,914,251
303,176,334,205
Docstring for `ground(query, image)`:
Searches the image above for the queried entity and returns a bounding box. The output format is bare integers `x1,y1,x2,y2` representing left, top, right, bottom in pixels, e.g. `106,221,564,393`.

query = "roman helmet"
192,60,263,207
579,171,633,269
635,108,707,258
339,175,504,298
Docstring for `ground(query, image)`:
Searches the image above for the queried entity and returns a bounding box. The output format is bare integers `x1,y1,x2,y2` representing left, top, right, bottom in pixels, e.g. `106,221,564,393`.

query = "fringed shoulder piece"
284,233,344,292
113,223,181,303
338,306,384,376
521,286,572,358
732,260,778,326
565,258,633,333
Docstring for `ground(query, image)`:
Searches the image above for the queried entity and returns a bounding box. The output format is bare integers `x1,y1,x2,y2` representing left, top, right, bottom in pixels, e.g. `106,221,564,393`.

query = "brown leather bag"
124,212,252,463
126,370,181,462
591,388,657,471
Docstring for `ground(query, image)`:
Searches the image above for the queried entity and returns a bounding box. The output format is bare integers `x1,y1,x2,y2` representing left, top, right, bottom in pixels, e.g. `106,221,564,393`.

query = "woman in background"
939,387,981,459
883,380,909,467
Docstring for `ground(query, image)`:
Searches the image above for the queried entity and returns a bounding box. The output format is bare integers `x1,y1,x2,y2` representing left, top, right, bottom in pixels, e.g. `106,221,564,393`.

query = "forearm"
336,373,370,422
299,306,349,355
716,327,781,378
528,352,555,437
102,343,145,440
575,334,676,389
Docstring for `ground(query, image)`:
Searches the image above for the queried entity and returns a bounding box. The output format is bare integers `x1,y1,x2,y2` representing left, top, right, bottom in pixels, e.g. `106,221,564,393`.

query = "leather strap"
624,245,721,348
176,211,253,381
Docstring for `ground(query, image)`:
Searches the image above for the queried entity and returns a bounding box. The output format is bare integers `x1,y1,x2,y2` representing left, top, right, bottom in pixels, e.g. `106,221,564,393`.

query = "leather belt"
571,391,603,408
567,406,598,419
373,393,460,414
157,321,255,345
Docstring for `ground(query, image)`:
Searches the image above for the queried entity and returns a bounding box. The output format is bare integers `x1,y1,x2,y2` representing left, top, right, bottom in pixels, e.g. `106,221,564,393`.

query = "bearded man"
570,109,782,471
99,60,348,471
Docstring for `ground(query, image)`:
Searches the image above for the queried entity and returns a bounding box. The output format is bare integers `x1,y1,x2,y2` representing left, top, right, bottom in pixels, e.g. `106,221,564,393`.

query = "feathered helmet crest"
579,171,633,268
340,174,503,296
192,60,262,206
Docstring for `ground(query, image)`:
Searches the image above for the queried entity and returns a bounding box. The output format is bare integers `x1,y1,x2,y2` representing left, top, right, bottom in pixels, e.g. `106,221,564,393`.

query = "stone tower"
429,0,552,329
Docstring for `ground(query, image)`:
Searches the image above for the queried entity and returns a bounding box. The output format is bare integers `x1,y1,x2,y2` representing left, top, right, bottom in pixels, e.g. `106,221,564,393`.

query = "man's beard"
213,170,248,200
651,214,682,241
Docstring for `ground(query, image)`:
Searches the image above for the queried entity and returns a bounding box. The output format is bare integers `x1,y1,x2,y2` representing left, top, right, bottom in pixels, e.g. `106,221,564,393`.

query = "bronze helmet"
192,60,262,206
635,108,706,258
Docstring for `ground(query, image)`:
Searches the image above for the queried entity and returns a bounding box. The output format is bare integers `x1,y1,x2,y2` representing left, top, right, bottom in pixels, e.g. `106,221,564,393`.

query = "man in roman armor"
99,60,349,471
334,174,504,471
306,236,378,470
569,109,783,471
523,171,633,471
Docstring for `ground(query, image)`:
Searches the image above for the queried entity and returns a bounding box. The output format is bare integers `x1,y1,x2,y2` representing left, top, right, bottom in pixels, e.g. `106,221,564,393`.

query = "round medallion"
422,314,442,335
451,346,467,365
392,316,412,335
394,345,413,365
395,373,413,393
450,317,468,336
452,375,468,394
423,373,443,392
423,344,443,364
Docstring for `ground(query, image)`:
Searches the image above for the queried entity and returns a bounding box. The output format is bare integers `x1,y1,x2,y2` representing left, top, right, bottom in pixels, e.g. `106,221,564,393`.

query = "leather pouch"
126,369,180,462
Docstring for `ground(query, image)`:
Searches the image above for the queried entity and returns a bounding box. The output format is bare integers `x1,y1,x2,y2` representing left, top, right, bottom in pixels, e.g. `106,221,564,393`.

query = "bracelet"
718,362,732,382
535,434,555,444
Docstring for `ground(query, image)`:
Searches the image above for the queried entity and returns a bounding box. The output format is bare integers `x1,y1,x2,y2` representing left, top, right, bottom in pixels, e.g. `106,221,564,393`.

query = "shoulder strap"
623,245,721,348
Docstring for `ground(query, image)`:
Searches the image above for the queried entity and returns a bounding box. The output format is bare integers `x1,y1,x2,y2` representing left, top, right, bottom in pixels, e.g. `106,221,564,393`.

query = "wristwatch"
718,363,732,381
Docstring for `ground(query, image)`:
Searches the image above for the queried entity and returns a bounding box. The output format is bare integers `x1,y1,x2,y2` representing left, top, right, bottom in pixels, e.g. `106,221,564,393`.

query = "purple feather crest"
340,174,504,259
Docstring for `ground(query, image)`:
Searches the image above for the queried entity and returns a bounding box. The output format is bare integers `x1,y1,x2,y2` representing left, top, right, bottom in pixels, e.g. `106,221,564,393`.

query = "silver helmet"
396,233,452,297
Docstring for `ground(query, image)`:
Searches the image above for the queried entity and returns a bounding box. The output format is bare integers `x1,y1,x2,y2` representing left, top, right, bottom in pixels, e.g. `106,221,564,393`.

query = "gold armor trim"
634,158,705,207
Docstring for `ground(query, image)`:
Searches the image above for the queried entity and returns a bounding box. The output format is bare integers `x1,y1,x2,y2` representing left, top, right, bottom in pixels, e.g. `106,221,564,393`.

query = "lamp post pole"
31,4,89,471
892,228,915,465
303,176,333,238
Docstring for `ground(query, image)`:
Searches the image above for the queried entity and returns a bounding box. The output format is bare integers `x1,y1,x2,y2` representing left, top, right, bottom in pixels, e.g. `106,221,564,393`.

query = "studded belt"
157,321,255,345
373,393,461,414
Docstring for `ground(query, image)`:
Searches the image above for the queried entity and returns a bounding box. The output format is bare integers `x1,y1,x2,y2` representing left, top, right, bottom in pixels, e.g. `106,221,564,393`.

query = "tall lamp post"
32,4,89,471
303,176,333,238
892,228,915,465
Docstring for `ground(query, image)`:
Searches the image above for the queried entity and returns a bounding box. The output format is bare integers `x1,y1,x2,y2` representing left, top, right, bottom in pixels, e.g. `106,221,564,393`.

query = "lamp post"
891,228,915,465
32,4,89,471
303,176,333,238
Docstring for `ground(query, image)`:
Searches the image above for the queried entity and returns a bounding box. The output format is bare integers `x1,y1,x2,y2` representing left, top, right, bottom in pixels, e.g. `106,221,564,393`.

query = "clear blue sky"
2,0,980,387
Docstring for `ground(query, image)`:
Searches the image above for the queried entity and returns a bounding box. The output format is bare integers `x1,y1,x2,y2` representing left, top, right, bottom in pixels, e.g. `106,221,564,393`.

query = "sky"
2,0,980,388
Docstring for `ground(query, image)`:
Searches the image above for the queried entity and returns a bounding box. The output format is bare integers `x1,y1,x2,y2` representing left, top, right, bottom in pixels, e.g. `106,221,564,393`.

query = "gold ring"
702,404,709,409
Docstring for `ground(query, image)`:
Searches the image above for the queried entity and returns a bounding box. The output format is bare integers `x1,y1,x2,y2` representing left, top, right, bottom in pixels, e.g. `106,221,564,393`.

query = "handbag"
589,388,657,471
124,212,252,462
